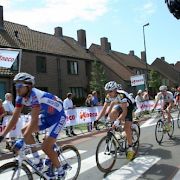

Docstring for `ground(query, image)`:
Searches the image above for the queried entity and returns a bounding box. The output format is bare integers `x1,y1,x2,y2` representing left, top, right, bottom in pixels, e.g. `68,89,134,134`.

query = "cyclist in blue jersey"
0,72,66,179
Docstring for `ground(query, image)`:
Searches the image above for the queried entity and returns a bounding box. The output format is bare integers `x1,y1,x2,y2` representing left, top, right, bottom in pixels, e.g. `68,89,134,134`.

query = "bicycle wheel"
177,110,180,128
60,145,81,180
167,118,174,138
132,122,140,139
0,161,33,180
155,120,164,144
132,129,140,154
96,135,117,173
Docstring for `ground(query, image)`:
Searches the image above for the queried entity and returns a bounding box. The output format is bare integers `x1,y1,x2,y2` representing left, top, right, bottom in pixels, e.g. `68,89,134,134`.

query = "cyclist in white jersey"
95,81,136,160
0,72,66,179
152,85,174,130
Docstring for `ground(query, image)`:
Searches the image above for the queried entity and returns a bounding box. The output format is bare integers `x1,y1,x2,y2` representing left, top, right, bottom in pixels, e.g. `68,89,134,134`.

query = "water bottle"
13,139,24,152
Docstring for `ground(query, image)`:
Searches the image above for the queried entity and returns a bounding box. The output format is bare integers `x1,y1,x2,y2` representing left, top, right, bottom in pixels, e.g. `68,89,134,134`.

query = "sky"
1,0,180,65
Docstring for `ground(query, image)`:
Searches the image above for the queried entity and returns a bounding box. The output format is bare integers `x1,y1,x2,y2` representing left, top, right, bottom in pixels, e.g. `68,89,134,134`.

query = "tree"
89,60,107,102
148,70,161,92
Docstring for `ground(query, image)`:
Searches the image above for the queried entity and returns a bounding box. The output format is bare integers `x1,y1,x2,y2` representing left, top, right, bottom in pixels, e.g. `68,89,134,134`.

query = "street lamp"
143,22,150,90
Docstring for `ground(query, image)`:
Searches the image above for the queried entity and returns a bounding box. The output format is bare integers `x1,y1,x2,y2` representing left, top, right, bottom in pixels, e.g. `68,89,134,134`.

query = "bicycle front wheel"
155,120,164,144
96,135,117,173
0,161,33,180
167,118,174,138
60,145,81,180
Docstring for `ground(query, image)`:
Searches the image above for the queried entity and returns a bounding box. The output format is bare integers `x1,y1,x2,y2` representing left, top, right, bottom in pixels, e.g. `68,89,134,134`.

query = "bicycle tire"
0,161,33,180
177,110,180,128
131,129,140,153
132,122,140,139
167,118,174,138
155,119,164,144
60,145,81,180
96,135,117,173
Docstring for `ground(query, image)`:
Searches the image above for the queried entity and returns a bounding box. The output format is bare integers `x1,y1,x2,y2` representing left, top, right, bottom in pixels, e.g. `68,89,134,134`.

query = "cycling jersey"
105,90,135,121
156,91,174,103
15,88,66,138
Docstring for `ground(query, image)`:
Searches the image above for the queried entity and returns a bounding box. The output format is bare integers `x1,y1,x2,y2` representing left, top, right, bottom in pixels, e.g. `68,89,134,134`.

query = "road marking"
103,155,161,180
0,149,86,166
141,118,156,128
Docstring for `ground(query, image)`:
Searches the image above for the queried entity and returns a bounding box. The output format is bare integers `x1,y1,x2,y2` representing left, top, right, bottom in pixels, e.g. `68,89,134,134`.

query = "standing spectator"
91,91,100,106
0,99,7,124
85,94,93,132
142,89,149,101
3,93,15,115
63,93,77,137
135,90,144,104
3,93,15,149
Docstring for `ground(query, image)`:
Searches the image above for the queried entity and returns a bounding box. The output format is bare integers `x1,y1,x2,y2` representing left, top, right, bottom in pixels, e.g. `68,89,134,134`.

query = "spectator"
63,93,77,137
85,94,93,132
3,93,15,115
0,99,7,124
142,89,149,101
135,90,144,104
91,91,100,106
2,93,15,149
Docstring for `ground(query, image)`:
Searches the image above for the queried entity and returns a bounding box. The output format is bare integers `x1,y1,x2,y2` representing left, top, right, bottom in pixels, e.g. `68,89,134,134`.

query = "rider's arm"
1,106,22,137
23,106,40,137
96,102,109,121
106,101,117,116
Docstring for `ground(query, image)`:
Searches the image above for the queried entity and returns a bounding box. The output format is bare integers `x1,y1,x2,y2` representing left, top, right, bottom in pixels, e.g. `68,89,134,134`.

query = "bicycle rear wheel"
59,145,81,180
132,129,140,155
96,135,117,173
177,110,180,128
167,118,174,138
155,120,164,144
132,122,140,140
0,161,33,180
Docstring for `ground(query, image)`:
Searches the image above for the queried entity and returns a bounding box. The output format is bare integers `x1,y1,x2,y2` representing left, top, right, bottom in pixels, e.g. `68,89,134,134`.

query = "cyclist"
0,72,66,179
152,85,174,131
95,81,136,160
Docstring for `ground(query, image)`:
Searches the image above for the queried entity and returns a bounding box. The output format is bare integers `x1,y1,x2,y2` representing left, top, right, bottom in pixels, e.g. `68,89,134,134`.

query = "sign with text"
0,49,19,68
130,74,145,86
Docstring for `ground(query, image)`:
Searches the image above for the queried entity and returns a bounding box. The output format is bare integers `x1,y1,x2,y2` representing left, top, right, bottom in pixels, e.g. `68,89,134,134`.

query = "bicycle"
96,117,140,139
176,106,180,128
95,122,139,173
154,109,174,144
0,139,81,180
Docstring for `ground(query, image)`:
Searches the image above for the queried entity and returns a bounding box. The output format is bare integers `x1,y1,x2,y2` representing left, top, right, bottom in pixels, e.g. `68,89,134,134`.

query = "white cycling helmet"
117,83,122,90
13,72,35,85
159,85,167,91
104,81,117,91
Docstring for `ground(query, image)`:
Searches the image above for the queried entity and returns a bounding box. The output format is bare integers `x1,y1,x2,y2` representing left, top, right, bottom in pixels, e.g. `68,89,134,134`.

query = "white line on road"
173,169,180,180
103,155,161,180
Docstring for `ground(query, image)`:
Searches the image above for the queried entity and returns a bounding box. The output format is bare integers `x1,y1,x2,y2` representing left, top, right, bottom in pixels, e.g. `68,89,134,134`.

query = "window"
70,87,84,98
67,61,78,75
36,56,46,73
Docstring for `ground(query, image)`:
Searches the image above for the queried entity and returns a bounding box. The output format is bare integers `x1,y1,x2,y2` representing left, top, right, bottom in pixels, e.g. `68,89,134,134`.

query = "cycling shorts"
38,113,66,138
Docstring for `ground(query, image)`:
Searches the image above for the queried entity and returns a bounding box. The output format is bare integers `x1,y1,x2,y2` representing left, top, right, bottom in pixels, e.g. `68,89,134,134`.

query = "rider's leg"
124,120,132,146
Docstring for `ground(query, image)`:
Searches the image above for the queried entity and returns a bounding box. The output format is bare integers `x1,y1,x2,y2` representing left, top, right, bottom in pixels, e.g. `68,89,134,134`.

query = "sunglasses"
15,83,28,89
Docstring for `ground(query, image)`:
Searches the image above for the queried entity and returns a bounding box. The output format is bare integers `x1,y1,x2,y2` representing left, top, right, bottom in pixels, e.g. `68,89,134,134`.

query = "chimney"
0,6,4,30
129,50,134,56
161,57,165,61
100,37,109,52
108,42,111,51
77,29,87,49
54,27,63,38
141,51,146,62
